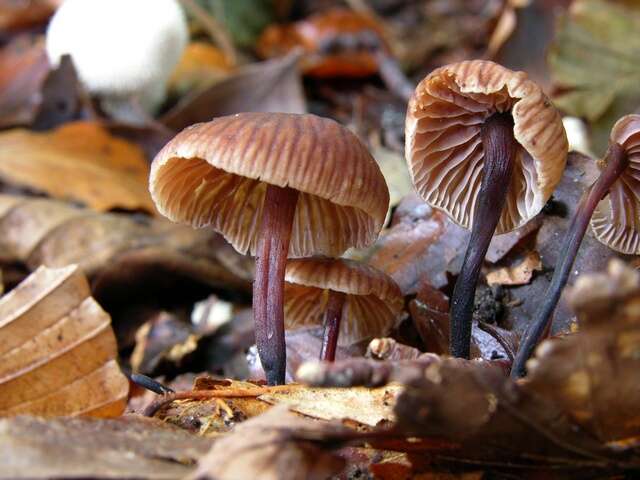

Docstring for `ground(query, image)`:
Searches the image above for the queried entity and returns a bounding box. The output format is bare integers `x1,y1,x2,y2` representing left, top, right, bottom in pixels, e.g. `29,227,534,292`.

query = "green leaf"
549,0,640,154
201,0,275,48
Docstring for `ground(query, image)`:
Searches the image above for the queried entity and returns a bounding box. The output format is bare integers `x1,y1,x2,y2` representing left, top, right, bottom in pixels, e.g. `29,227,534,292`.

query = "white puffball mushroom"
562,116,593,157
46,0,188,123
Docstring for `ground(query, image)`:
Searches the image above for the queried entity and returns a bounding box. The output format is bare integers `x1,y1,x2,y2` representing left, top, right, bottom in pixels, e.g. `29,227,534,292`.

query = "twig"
180,0,238,66
143,385,292,417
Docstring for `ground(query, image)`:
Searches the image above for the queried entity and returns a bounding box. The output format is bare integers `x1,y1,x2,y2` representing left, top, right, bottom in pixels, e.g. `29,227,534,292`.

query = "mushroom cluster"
405,60,568,359
149,60,638,383
149,112,394,384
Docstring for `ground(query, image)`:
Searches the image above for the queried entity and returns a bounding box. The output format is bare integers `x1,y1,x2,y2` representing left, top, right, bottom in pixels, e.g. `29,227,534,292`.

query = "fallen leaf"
0,194,252,345
162,51,306,131
259,384,400,427
168,41,234,98
486,251,542,286
0,264,129,417
526,259,640,443
504,153,625,335
0,122,153,212
366,194,541,295
0,0,54,33
131,311,197,376
189,406,345,480
366,337,423,361
32,54,89,131
0,415,212,479
549,0,640,155
198,0,276,49
0,36,49,128
256,8,387,77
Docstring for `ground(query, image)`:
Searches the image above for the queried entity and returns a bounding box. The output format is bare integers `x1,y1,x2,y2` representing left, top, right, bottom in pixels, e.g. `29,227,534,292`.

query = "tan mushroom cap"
150,112,389,257
591,115,640,254
283,257,403,346
405,60,567,234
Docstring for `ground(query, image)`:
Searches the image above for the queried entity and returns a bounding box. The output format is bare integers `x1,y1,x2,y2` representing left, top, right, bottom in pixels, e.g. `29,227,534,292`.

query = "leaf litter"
0,1,639,479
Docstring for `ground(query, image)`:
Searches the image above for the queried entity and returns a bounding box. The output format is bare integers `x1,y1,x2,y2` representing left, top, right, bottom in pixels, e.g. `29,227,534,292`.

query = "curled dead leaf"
486,251,542,286
189,406,344,480
0,122,153,212
0,264,128,417
0,415,212,479
162,51,306,131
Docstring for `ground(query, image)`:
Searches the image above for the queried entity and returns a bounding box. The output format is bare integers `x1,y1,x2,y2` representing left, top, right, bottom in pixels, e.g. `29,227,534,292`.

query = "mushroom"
46,0,188,124
405,60,567,359
149,112,389,384
512,114,638,378
284,257,403,361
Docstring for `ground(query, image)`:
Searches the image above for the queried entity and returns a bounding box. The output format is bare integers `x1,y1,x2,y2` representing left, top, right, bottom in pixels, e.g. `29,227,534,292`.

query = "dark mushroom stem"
254,184,299,385
511,143,628,378
320,290,347,362
449,112,518,358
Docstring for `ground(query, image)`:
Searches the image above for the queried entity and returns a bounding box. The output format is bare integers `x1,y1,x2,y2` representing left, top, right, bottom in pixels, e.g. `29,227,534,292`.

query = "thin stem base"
320,290,347,362
511,143,628,378
254,184,299,385
449,113,518,359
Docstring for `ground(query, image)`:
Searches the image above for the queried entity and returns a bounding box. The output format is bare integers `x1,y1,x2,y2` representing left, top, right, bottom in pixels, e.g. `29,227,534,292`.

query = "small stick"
143,386,293,417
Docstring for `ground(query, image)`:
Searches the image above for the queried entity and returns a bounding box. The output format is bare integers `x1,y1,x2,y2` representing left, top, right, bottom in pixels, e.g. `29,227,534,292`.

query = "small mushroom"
149,112,389,384
405,60,567,359
284,257,403,361
512,114,638,378
46,0,188,123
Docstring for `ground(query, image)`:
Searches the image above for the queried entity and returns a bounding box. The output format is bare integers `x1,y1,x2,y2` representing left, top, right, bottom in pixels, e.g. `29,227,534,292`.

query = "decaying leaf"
258,383,400,427
0,264,128,417
504,153,624,334
0,415,212,479
334,262,640,475
0,122,153,212
486,251,542,286
0,194,252,346
168,41,234,98
147,378,399,432
162,51,306,131
0,36,49,128
0,194,251,285
189,406,345,480
525,260,640,443
549,0,640,155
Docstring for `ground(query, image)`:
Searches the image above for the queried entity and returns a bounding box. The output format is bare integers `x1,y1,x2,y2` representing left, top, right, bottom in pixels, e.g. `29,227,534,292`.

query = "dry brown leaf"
0,1,54,32
486,251,542,286
0,36,49,128
168,41,234,98
149,378,398,431
525,259,640,443
0,264,129,417
189,406,345,480
0,193,251,287
162,51,306,131
0,415,213,479
258,384,399,427
0,122,153,212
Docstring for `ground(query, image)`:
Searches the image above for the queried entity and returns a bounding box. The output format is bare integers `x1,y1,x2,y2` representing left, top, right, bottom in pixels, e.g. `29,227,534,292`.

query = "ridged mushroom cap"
405,60,568,234
283,257,403,346
149,112,389,257
591,115,640,254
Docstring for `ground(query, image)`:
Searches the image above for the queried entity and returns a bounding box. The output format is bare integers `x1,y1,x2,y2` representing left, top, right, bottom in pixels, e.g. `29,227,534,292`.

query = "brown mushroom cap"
591,115,640,254
150,112,389,257
405,60,567,234
283,257,403,346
